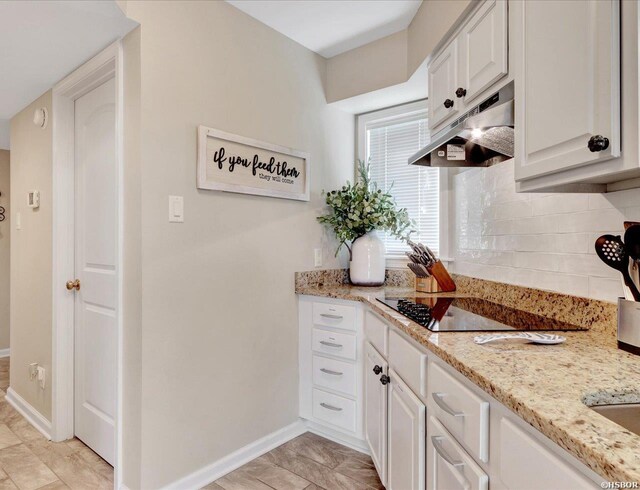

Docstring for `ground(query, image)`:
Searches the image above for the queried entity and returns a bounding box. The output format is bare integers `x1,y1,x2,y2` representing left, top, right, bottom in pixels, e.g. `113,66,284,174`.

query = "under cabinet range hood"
409,82,514,167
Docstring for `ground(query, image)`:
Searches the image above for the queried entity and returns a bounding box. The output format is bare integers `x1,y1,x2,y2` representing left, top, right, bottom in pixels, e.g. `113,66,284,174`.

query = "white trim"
0,348,10,359
160,421,307,490
6,388,52,439
52,41,123,489
303,419,370,455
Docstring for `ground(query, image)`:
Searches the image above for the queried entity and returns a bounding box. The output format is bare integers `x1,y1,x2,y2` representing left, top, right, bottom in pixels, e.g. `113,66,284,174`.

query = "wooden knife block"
414,261,456,293
415,276,441,293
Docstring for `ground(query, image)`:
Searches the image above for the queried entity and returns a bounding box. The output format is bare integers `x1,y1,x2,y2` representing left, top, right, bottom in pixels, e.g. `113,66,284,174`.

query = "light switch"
15,212,21,230
169,196,184,223
314,248,322,267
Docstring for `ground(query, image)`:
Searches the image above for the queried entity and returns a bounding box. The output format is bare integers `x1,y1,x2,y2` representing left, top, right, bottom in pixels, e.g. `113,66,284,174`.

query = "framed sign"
197,126,310,201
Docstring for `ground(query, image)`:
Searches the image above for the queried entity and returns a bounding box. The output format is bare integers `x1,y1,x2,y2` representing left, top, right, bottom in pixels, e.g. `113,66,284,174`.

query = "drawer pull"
431,436,464,469
433,392,465,417
320,402,343,412
320,368,343,376
320,340,342,348
320,313,343,319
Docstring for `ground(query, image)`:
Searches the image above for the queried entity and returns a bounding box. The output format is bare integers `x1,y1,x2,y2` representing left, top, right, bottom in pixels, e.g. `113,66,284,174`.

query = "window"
357,101,440,258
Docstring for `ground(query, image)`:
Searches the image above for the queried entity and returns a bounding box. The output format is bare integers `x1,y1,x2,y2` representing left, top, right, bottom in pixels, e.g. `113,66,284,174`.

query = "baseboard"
161,420,307,490
302,419,370,455
0,348,10,359
5,388,51,439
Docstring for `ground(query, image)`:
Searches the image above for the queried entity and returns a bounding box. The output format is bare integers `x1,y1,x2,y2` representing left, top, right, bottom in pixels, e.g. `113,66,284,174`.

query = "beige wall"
326,30,408,102
407,0,474,75
9,91,53,419
122,1,354,487
0,150,9,351
326,0,473,104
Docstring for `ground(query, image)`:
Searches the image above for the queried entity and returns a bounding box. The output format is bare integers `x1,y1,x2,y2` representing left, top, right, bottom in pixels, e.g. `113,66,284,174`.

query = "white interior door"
73,77,117,465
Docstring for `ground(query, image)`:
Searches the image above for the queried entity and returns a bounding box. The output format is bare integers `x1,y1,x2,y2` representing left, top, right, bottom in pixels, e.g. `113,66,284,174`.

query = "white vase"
349,231,385,286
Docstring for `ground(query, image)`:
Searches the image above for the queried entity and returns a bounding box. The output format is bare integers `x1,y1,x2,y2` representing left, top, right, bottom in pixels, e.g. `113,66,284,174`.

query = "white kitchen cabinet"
364,342,388,486
458,0,508,104
428,416,489,490
494,417,595,490
298,296,366,449
429,39,459,129
387,369,426,490
514,0,621,185
428,0,509,132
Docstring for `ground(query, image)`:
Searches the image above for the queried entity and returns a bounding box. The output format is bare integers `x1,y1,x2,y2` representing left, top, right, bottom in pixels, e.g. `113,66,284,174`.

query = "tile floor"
0,358,114,490
0,357,381,490
203,431,383,490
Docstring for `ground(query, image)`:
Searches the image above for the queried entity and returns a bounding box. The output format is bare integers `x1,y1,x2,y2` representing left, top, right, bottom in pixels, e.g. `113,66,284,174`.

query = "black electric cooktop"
376,296,587,332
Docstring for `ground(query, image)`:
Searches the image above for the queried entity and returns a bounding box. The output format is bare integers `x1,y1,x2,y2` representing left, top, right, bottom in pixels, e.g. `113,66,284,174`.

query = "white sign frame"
197,125,310,201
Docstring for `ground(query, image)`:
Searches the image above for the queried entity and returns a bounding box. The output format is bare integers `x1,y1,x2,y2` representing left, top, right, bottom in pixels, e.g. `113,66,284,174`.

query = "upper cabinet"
513,0,621,188
428,0,508,131
429,40,459,128
459,0,508,105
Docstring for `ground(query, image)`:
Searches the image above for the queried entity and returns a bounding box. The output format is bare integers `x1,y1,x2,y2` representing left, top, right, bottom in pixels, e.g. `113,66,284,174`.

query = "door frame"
51,41,123,485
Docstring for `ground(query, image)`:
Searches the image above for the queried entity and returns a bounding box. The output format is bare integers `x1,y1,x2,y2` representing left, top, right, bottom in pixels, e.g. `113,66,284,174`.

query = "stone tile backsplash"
452,159,640,302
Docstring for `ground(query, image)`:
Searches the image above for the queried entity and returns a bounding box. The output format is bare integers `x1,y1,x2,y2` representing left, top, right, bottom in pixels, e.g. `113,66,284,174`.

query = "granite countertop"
296,282,640,484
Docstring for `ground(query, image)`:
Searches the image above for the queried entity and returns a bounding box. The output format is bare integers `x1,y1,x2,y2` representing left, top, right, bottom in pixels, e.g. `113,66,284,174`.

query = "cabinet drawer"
498,417,595,490
364,310,388,356
313,302,356,331
312,328,357,361
429,361,489,463
428,416,488,490
389,330,427,399
312,388,356,433
312,355,356,397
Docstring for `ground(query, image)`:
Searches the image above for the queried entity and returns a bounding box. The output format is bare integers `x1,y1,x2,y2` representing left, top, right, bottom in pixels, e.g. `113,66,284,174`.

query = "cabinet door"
364,342,388,486
514,0,621,182
458,0,508,104
496,417,595,490
429,39,459,129
387,369,426,490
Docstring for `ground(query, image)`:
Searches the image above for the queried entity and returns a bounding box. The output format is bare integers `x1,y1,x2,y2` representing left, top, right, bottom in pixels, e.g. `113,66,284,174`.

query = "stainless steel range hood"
409,82,514,167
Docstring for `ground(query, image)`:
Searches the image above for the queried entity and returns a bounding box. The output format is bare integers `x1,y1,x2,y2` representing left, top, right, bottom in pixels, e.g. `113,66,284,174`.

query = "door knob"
380,374,390,385
66,279,80,291
588,135,609,152
373,365,383,375
455,87,467,98
443,99,454,109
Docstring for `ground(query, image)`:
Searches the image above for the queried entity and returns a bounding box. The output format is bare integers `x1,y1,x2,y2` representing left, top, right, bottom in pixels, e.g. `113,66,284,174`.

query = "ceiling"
0,1,137,149
226,0,422,58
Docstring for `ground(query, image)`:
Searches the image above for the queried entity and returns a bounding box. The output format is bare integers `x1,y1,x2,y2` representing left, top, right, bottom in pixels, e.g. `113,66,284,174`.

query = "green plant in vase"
317,160,415,286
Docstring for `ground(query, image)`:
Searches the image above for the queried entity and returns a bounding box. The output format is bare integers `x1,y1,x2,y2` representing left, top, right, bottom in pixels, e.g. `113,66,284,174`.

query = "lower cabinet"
388,368,426,490
428,416,488,490
364,342,388,486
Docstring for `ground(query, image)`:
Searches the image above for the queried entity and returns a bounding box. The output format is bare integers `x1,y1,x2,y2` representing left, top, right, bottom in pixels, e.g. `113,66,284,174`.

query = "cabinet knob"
588,135,609,152
455,87,467,98
373,365,383,375
380,374,390,385
443,98,454,109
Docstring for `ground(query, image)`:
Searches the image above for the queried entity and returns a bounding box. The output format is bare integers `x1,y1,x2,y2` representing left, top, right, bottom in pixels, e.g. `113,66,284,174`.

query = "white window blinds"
366,111,439,257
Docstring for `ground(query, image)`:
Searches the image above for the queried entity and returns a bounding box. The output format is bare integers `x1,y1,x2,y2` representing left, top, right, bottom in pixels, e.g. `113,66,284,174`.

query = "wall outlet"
314,248,322,267
36,366,46,390
29,363,38,380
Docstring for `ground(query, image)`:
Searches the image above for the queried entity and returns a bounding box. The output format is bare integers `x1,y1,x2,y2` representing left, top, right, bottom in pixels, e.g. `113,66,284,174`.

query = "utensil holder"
617,298,640,356
415,275,441,293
